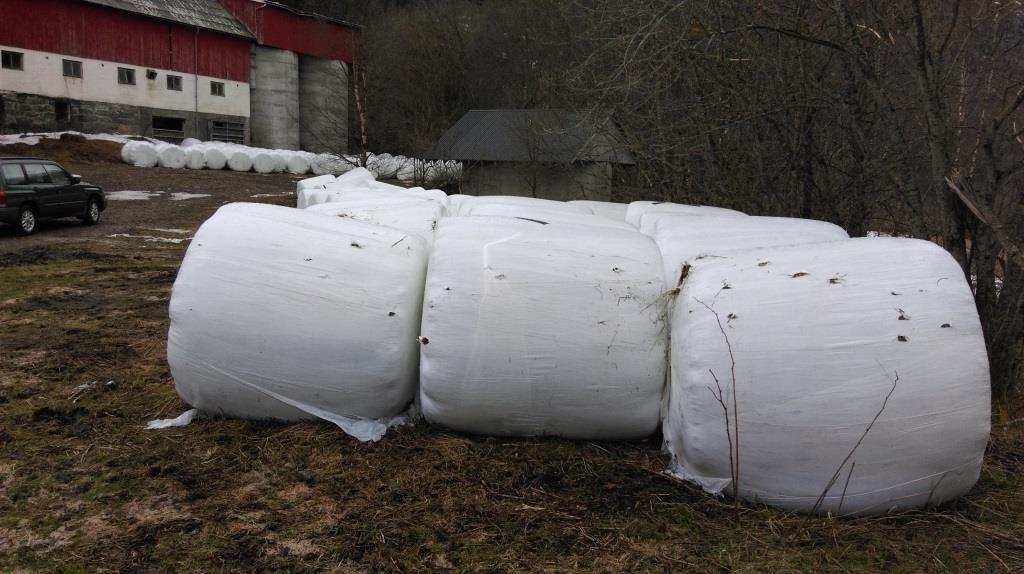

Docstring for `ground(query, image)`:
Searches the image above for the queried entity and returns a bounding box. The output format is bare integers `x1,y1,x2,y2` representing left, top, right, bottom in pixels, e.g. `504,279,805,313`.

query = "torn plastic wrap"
167,203,429,442
663,238,990,515
650,215,850,284
419,216,668,439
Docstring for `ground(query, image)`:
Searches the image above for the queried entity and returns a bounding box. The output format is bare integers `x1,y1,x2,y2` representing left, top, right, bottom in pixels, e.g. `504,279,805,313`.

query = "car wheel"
17,205,38,236
82,198,101,226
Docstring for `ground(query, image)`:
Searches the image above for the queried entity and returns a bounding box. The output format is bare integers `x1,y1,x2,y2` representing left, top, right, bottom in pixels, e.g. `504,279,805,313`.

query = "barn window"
62,59,82,78
54,101,70,123
167,75,183,91
117,67,135,85
209,120,245,144
152,116,186,143
210,81,225,97
1,50,23,71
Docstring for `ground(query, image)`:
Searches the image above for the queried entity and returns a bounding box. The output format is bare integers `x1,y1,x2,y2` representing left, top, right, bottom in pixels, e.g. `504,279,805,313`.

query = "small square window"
1,50,24,70
210,81,225,97
117,67,135,85
167,75,183,91
62,59,82,78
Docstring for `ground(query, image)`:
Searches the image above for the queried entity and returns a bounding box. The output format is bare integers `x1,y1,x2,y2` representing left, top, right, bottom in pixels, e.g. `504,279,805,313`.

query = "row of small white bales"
121,139,462,183
167,167,990,517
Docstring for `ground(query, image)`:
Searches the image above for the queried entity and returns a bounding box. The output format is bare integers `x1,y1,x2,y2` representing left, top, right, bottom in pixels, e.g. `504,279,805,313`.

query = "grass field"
0,144,1022,572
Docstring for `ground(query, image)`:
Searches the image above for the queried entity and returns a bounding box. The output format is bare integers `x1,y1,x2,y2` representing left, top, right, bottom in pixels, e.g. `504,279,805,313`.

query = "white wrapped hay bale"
466,195,594,215
252,151,277,174
651,216,849,283
180,137,202,148
626,201,746,228
295,175,336,208
307,198,443,245
185,148,206,170
227,151,253,172
419,217,668,439
157,145,187,169
204,147,228,170
664,238,990,515
131,142,159,168
637,207,748,235
168,203,429,440
464,203,636,231
286,154,311,175
569,200,629,221
121,141,142,164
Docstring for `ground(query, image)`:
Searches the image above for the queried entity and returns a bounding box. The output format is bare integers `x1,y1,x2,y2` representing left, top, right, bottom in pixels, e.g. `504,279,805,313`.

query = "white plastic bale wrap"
180,137,202,148
227,151,254,172
464,203,637,231
404,187,449,205
120,141,141,164
157,145,187,169
637,206,748,235
185,148,206,170
167,203,429,441
626,201,746,228
568,200,629,221
651,216,850,283
664,238,990,515
463,196,594,215
287,154,311,175
444,194,475,216
419,217,668,439
252,152,277,174
307,198,443,245
131,142,159,168
204,147,228,170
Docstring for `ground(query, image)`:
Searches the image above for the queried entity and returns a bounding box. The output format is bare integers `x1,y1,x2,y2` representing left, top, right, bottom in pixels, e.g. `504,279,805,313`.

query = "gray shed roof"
79,0,254,38
428,110,635,165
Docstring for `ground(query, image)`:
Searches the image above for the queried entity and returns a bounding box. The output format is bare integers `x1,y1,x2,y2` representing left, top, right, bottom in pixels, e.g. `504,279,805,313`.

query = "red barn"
0,0,357,152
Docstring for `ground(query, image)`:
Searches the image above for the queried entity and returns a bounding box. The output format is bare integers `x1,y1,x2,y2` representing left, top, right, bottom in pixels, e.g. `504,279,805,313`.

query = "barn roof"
428,110,635,165
79,0,254,38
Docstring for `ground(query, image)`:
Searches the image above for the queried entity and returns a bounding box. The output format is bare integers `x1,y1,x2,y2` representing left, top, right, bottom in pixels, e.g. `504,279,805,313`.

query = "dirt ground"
1,143,1022,572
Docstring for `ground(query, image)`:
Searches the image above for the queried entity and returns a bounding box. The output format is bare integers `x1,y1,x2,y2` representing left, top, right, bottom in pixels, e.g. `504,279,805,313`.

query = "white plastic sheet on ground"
419,216,668,439
463,203,637,231
650,215,850,283
167,203,429,442
568,200,630,221
663,237,990,515
626,201,746,228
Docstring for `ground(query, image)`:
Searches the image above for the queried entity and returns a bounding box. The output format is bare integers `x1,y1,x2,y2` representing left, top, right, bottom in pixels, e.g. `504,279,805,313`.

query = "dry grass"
0,241,1020,572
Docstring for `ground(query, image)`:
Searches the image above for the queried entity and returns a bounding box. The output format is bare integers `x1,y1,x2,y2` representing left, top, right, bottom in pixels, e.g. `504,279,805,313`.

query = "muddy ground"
1,143,1022,572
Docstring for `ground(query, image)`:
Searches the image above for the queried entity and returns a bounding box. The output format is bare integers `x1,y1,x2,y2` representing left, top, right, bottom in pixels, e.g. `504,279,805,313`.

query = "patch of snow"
144,228,191,235
108,234,191,244
107,190,163,201
169,192,211,201
0,131,151,146
250,192,296,198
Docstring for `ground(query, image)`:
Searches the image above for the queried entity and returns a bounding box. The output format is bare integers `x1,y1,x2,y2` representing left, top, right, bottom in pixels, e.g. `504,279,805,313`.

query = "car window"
23,164,52,185
1,163,27,186
44,164,71,186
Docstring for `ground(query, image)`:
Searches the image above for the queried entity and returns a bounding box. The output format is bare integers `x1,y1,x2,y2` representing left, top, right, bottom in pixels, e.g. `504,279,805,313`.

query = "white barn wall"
0,44,250,118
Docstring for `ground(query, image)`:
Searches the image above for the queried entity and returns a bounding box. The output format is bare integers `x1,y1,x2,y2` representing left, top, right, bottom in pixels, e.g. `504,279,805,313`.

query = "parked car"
0,156,105,235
